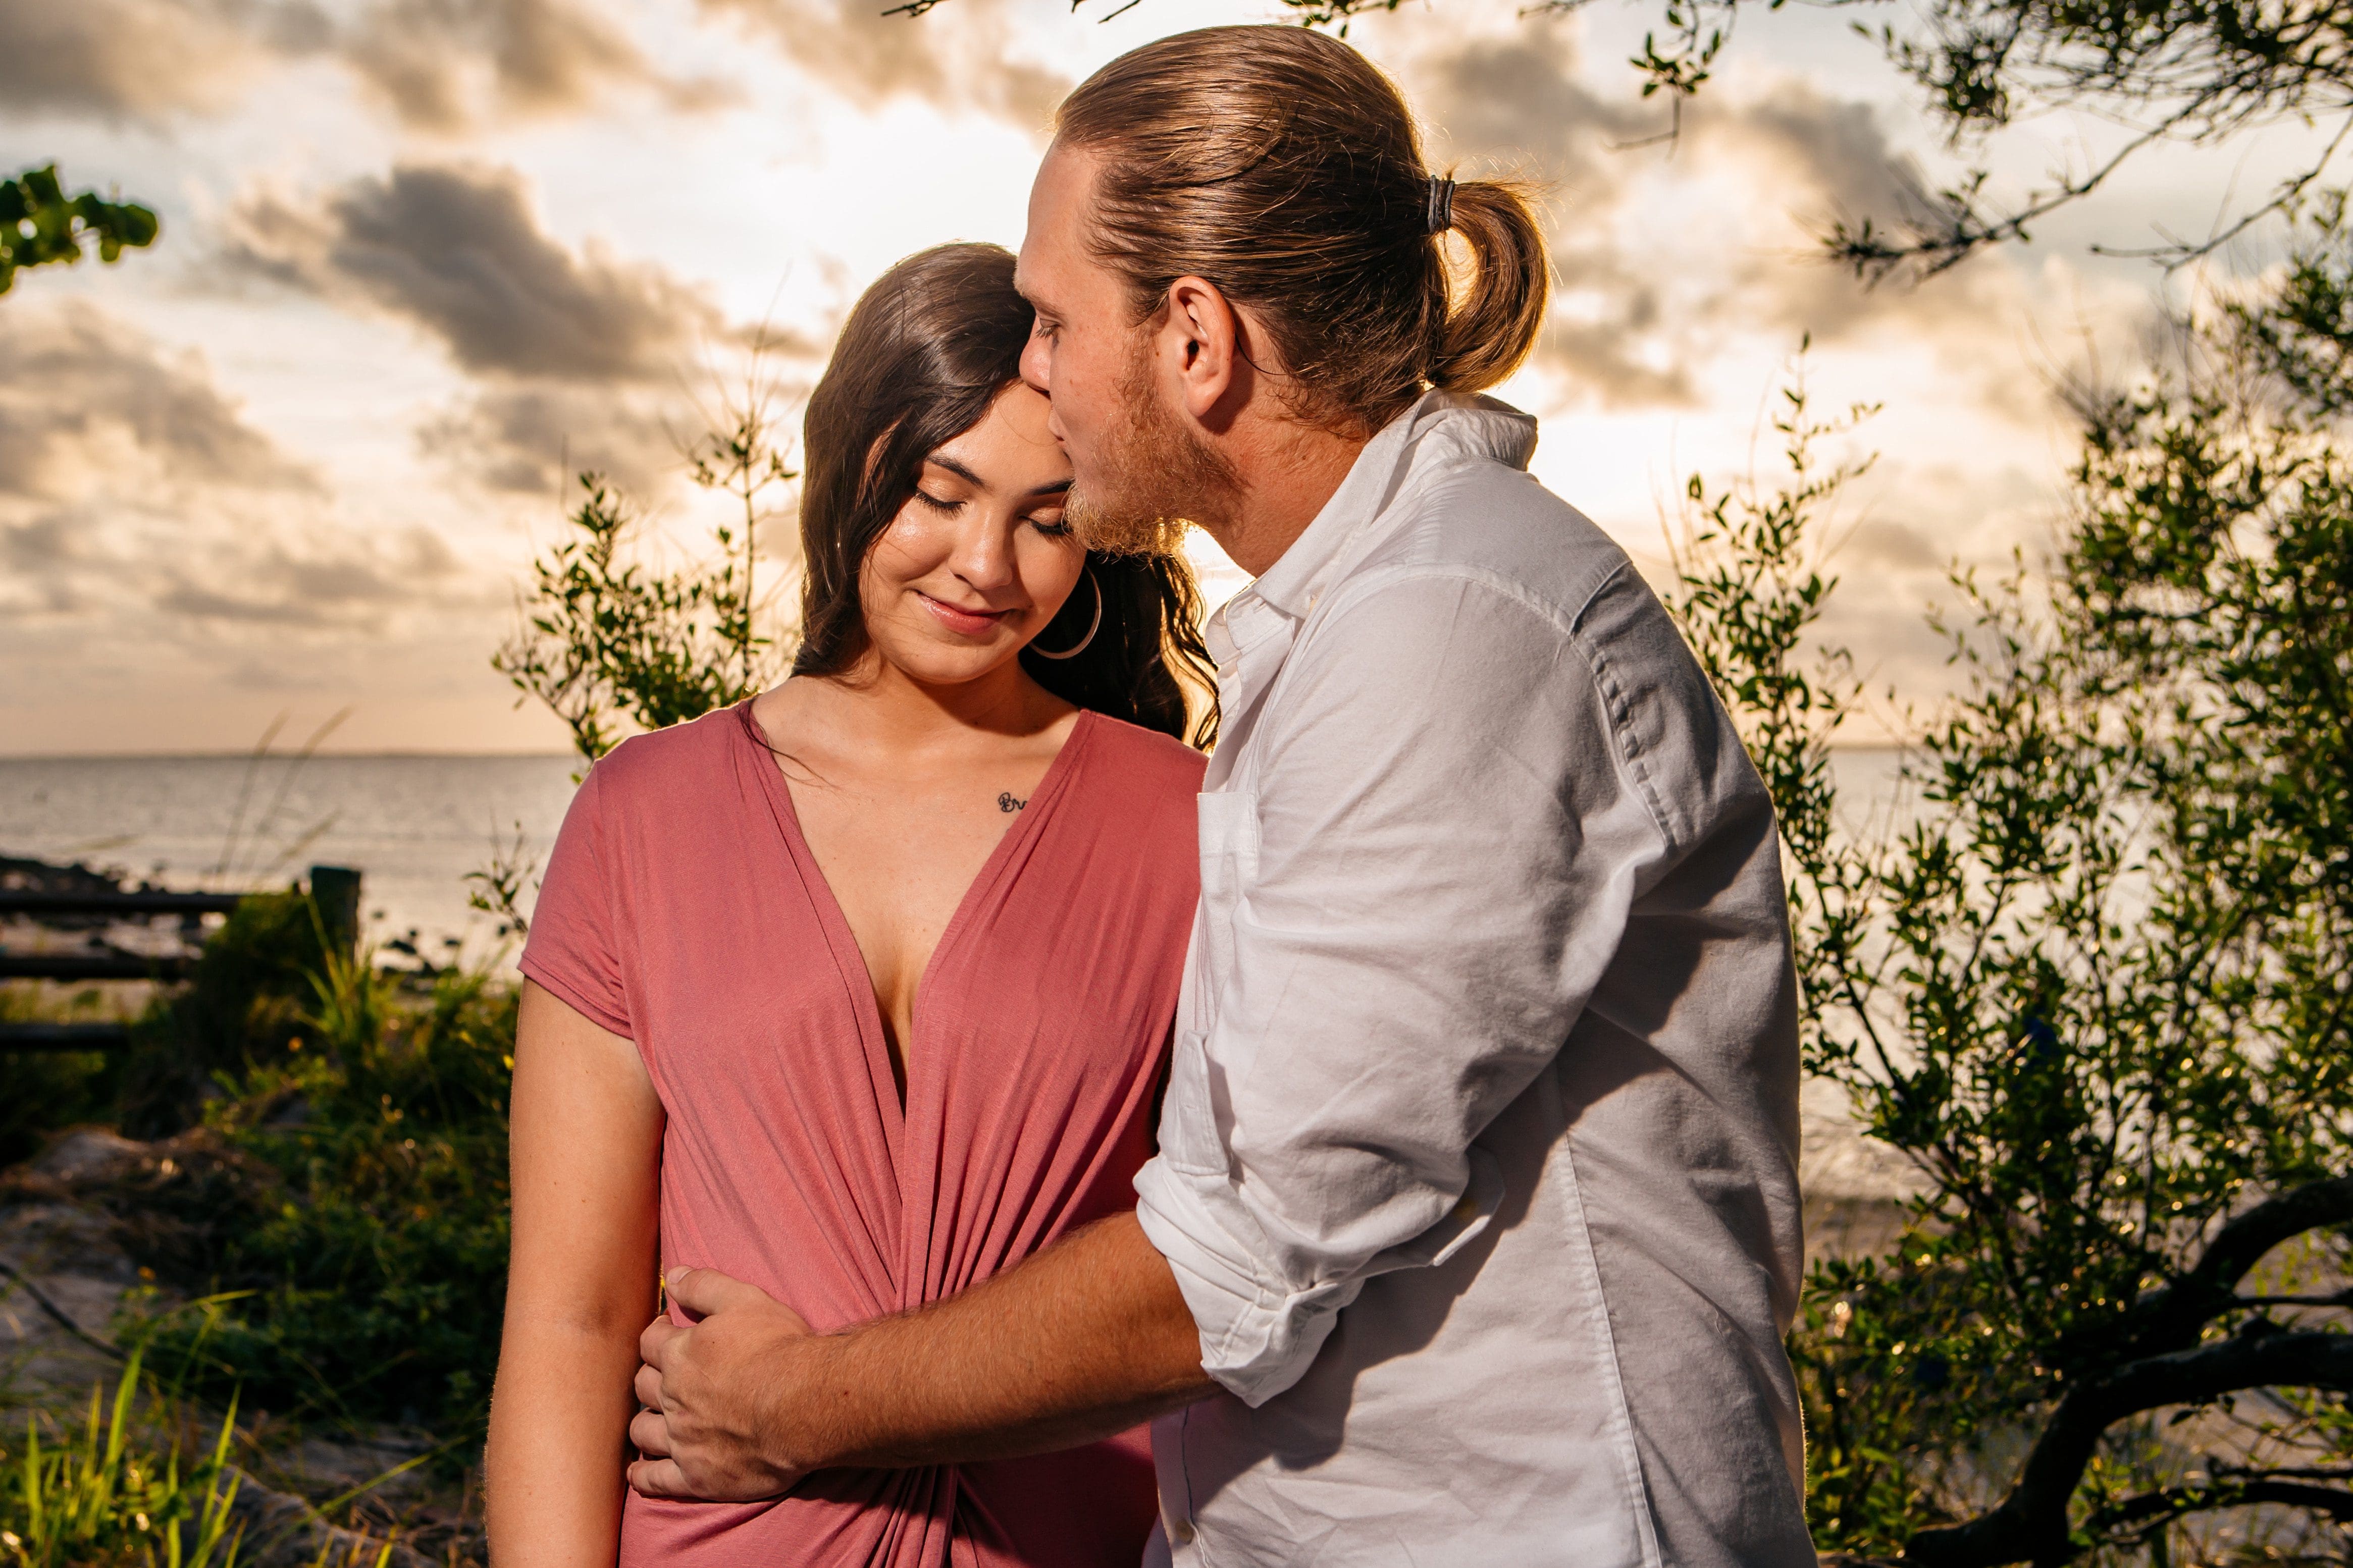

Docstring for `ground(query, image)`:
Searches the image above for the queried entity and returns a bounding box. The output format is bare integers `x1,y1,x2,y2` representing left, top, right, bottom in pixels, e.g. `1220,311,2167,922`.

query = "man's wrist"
786,1305,1018,1472
756,1326,864,1479
719,1216,1211,1479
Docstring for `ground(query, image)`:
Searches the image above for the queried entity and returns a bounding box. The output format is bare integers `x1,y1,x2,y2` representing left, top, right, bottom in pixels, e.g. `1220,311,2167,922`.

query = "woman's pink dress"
521,702,1205,1567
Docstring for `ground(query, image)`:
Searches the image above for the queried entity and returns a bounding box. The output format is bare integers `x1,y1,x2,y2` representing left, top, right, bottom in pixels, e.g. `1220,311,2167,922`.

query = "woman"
485,243,1215,1567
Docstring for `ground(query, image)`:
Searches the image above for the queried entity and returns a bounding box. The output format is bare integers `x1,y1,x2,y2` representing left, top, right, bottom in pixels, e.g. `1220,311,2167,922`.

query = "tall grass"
0,1348,243,1568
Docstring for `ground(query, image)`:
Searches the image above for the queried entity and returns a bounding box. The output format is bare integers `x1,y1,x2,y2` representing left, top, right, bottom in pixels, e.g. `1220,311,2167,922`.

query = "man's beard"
1066,348,1238,557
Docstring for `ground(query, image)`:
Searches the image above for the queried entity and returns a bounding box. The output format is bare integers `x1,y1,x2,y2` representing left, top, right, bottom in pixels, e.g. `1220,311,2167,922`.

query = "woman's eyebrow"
924,454,984,487
925,455,1070,501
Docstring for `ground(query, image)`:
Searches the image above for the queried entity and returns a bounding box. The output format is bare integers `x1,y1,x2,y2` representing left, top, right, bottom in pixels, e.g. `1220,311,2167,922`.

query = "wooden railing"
0,867,360,1051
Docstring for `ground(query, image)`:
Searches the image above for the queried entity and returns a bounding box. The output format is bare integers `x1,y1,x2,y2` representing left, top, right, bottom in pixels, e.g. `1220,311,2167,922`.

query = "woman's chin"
878,641,1023,690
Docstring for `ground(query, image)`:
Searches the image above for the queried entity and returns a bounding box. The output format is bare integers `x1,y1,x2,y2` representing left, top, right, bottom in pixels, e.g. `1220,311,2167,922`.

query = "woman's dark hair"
790,242,1218,748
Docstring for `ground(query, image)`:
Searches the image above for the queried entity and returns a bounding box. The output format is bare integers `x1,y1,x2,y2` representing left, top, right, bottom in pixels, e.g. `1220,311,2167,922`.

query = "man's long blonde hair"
1053,25,1550,438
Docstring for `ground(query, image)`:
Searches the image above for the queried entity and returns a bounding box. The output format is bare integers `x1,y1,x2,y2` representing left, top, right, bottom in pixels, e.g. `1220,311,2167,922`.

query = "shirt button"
1171,1520,1197,1545
1452,1192,1479,1220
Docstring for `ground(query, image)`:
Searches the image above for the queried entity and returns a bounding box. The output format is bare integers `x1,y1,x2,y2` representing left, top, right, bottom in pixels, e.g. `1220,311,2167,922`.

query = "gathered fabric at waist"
621,1428,1157,1568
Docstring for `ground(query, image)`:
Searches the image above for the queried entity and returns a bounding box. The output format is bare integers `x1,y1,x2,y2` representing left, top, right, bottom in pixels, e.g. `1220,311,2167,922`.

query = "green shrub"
132,954,514,1454
1672,314,2353,1564
118,893,335,1141
0,985,117,1168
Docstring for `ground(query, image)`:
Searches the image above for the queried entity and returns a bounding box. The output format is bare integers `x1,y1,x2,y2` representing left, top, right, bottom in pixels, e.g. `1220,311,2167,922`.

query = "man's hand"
629,1266,822,1501
628,1216,1212,1499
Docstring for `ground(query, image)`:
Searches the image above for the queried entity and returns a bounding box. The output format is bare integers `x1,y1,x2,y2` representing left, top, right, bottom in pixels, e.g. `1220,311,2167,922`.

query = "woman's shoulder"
582,705,747,805
1074,711,1208,795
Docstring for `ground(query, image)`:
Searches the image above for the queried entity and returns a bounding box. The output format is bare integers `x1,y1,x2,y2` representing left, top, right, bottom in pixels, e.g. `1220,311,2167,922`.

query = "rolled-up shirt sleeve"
1136,562,1716,1405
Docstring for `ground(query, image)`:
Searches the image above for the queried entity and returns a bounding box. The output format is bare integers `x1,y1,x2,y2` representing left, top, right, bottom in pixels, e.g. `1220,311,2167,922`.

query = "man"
628,25,1814,1566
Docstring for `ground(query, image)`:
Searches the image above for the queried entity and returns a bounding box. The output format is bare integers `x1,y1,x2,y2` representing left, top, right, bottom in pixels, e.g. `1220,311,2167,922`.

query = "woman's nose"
949,514,1019,591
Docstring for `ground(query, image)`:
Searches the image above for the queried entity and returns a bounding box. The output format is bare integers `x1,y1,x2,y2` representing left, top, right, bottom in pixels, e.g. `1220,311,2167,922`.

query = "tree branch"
2240,1288,2353,1309
2074,1175,2353,1365
2091,1475,2353,1535
1828,107,2199,282
1904,1330,2353,1566
2095,109,2353,266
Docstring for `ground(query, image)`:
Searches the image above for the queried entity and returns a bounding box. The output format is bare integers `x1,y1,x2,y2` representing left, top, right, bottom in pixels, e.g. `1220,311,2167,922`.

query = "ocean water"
0,753,584,961
0,745,1911,965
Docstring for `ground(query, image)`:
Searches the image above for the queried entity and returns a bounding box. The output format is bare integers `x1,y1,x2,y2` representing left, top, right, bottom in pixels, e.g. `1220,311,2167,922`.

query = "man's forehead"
1012,248,1050,312
1017,145,1099,303
1014,172,1067,300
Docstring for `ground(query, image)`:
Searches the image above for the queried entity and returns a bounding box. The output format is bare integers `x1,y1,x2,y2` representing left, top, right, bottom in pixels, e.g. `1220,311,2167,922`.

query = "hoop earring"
1029,567,1102,661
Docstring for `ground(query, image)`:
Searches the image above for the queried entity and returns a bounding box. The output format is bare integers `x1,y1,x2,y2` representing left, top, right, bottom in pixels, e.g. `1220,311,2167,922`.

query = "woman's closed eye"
913,488,965,515
1027,510,1072,537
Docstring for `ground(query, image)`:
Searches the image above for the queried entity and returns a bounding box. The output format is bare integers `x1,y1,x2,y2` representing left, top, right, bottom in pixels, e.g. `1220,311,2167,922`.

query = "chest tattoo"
998,791,1027,813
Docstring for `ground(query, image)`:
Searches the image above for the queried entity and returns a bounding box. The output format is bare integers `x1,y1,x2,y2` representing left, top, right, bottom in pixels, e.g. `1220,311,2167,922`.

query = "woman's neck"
765,654,1071,766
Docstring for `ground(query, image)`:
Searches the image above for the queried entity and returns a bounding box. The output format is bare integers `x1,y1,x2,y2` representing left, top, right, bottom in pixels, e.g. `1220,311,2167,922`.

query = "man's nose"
1020,330,1051,397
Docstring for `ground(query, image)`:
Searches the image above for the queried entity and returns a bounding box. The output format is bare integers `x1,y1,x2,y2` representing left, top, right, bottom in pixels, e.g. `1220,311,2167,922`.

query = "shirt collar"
1250,390,1538,622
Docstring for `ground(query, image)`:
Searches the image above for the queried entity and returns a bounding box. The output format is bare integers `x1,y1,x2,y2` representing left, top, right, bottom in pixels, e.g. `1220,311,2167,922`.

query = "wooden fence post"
308,865,362,958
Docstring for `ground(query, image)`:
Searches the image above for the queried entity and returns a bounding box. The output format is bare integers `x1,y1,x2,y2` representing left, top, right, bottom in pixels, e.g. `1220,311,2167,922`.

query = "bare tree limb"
2064,1175,2353,1367
2091,1476,2353,1536
1829,113,2193,283
2240,1288,2353,1310
1904,1331,2353,1566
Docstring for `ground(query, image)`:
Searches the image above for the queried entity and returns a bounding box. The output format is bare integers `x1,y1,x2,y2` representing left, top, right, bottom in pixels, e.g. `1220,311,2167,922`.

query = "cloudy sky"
0,0,2294,755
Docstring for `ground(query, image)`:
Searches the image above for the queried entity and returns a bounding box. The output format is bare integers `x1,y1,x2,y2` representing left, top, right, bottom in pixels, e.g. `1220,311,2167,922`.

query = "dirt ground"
1,1127,482,1567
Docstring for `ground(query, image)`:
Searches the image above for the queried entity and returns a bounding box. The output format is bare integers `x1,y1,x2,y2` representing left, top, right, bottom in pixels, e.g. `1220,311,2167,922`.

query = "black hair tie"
1426,176,1456,235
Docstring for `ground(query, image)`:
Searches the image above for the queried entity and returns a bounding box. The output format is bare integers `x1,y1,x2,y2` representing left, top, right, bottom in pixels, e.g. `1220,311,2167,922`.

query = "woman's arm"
487,980,664,1566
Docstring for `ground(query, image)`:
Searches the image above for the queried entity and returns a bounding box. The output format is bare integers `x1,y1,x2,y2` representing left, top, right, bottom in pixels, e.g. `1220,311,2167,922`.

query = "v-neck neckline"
736,700,1096,1134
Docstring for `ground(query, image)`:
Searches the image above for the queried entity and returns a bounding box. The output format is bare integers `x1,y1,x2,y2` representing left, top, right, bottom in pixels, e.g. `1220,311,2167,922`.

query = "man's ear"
1159,275,1248,424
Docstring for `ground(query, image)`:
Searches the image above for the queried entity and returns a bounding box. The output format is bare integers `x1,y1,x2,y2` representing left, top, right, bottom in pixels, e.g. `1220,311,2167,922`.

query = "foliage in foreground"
0,1349,244,1568
1666,232,2353,1562
0,166,158,296
129,952,515,1455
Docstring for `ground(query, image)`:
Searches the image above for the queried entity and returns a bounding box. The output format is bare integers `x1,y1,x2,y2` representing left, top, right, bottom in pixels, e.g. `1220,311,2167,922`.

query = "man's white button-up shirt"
1133,392,1815,1568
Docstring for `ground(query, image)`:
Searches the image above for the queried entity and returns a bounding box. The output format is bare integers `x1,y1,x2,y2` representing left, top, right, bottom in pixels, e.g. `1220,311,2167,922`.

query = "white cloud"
0,0,2197,750
0,0,702,131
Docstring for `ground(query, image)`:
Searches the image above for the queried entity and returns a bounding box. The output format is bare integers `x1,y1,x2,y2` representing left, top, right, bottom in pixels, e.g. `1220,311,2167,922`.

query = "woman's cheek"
1021,537,1085,620
868,514,932,581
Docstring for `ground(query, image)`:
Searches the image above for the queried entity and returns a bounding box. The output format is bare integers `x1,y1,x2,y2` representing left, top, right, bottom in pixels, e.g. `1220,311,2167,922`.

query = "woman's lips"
917,592,1013,638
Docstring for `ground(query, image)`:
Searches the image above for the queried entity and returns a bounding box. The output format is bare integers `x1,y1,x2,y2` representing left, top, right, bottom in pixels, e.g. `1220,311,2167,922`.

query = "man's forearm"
802,1211,1214,1470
